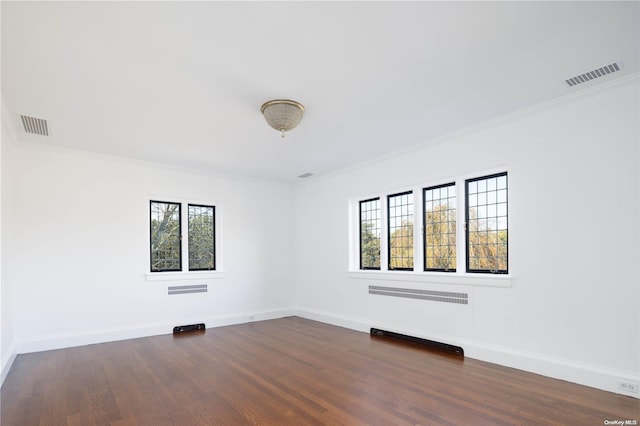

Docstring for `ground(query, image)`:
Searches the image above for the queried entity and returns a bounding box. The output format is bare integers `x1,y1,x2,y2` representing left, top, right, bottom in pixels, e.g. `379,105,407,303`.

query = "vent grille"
565,63,620,87
20,115,49,136
168,284,207,295
369,285,468,305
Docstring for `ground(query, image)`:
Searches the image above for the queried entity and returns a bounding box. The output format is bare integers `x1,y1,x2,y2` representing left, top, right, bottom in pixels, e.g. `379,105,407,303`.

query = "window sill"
144,270,226,282
346,270,512,288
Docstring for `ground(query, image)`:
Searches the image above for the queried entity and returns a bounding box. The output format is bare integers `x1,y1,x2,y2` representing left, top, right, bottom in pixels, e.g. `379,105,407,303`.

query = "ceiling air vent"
565,63,620,87
20,115,49,136
298,172,314,179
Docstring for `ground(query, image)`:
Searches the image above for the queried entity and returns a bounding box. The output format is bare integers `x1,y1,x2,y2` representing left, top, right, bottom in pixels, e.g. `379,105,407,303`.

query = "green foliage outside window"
424,204,457,270
389,221,413,269
360,221,380,268
150,201,181,271
150,201,216,272
188,205,215,270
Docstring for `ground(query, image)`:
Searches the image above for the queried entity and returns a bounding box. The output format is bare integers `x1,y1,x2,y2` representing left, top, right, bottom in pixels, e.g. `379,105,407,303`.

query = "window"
188,204,215,271
466,173,508,274
359,198,381,269
424,183,456,271
352,170,508,277
150,201,181,272
388,191,414,270
149,200,216,273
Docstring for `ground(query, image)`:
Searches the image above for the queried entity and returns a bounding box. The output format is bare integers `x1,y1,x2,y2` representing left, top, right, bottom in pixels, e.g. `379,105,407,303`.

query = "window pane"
150,201,181,272
487,177,497,191
487,204,497,218
423,183,456,271
188,204,215,271
388,191,413,270
497,175,507,189
466,173,508,273
360,198,381,269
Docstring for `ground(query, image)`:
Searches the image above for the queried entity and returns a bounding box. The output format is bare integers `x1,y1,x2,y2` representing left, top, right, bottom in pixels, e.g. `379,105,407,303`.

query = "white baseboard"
295,307,371,333
1,339,18,387
16,308,295,355
295,307,640,399
9,307,639,399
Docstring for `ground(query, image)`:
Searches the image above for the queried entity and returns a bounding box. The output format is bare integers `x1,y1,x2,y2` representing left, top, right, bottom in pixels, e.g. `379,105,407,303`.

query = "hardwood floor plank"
2,317,638,425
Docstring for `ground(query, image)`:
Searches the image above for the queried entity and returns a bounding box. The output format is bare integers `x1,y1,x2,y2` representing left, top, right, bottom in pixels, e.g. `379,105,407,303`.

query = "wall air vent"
168,284,207,295
565,63,620,87
369,285,468,305
20,115,49,136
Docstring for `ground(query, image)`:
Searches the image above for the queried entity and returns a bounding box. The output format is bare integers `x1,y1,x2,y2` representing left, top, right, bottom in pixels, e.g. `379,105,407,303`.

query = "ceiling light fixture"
260,99,305,138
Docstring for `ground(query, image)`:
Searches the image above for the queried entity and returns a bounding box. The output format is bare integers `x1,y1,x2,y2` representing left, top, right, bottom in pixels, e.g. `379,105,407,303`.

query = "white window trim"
145,270,225,282
145,195,224,281
346,270,512,288
348,168,512,287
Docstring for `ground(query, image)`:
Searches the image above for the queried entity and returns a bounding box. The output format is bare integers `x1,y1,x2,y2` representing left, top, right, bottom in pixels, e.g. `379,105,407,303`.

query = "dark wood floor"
1,317,638,425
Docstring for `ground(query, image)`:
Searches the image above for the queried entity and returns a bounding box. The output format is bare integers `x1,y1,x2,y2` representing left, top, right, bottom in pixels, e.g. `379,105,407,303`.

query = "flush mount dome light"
260,99,304,137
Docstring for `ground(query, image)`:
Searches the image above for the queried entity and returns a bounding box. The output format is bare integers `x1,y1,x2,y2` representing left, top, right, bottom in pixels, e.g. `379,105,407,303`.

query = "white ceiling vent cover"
565,63,620,87
20,115,49,136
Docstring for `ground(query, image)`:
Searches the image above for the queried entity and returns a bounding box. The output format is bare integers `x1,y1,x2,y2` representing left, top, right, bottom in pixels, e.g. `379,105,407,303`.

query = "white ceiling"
2,1,638,183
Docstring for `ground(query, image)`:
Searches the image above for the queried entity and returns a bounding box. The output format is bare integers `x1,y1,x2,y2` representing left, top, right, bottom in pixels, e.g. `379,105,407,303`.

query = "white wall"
294,76,640,397
2,137,296,356
1,100,18,385
2,77,638,397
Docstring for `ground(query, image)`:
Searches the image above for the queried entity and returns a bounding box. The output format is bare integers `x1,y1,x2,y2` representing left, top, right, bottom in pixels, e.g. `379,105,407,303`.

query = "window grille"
188,204,215,271
466,173,508,273
424,183,456,271
150,201,182,272
359,198,381,269
388,191,414,270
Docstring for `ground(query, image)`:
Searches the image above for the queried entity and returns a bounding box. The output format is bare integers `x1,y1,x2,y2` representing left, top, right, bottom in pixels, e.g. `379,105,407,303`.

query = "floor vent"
371,328,464,356
173,323,206,334
369,285,468,304
168,284,207,295
565,62,620,87
20,115,49,136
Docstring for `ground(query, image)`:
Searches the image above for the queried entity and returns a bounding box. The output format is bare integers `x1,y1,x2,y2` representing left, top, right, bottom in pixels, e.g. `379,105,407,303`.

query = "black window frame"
359,197,381,270
423,182,457,272
188,203,216,271
465,172,508,274
149,200,182,273
387,190,414,271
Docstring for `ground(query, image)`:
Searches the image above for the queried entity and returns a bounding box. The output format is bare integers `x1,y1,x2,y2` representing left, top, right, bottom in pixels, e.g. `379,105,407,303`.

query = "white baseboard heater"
371,328,464,357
